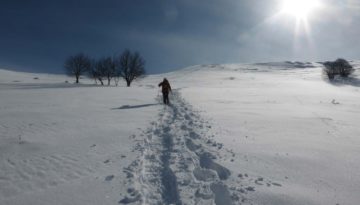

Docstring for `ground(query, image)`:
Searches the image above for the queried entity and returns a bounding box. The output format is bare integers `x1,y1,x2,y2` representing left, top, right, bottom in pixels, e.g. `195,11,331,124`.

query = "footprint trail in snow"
120,90,240,205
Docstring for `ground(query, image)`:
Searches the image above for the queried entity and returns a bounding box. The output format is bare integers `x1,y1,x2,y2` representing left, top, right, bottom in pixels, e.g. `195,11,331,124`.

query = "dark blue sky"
0,0,359,74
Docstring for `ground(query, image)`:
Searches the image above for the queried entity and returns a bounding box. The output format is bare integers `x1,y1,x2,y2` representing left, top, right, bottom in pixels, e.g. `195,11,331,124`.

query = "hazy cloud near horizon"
0,0,359,74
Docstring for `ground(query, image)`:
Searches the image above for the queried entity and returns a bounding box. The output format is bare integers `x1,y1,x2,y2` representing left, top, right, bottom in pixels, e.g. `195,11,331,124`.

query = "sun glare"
281,0,320,19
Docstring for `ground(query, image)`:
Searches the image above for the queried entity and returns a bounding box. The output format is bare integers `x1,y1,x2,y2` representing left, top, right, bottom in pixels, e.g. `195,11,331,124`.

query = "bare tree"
102,57,116,86
89,57,116,86
89,59,99,84
323,58,354,79
64,53,91,83
89,59,104,85
115,49,146,87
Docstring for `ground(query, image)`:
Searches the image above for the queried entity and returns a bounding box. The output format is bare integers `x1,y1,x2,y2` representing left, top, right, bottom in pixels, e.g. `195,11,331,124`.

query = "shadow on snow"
111,103,158,110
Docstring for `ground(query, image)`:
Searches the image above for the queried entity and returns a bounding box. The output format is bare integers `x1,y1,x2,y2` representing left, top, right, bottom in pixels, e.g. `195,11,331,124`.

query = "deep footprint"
193,168,217,182
118,193,141,204
210,183,233,205
199,153,231,180
185,138,201,152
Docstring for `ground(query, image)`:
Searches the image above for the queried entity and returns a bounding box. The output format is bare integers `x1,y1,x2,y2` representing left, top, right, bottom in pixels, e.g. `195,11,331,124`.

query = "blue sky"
0,0,359,74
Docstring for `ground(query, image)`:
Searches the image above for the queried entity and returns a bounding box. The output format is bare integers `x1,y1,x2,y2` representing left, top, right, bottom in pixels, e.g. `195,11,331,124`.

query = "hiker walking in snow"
158,78,172,105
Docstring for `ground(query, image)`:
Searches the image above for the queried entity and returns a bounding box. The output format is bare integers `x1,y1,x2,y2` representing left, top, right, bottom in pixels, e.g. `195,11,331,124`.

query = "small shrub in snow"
323,58,354,79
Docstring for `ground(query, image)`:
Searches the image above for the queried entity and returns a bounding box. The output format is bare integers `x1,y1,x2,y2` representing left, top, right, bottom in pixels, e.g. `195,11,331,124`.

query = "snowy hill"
1,62,360,205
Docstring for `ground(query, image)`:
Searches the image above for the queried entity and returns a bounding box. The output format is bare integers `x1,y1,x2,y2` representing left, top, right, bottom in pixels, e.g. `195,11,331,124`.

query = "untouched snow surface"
1,62,360,205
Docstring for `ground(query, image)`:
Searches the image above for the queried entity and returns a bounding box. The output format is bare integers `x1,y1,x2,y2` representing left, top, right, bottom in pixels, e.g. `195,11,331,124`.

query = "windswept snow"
1,61,360,205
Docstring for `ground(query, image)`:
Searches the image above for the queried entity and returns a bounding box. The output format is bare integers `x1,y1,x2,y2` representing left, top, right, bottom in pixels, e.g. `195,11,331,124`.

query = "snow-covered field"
1,61,360,205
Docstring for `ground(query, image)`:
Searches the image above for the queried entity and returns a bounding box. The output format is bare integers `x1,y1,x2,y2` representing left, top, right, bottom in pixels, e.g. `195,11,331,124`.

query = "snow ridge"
121,91,234,205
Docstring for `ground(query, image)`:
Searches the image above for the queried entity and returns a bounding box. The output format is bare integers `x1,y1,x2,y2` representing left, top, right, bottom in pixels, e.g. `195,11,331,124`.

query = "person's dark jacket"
158,79,171,94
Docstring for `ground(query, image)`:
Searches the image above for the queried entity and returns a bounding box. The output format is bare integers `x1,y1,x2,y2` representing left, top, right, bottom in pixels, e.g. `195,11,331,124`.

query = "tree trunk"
126,80,131,87
108,79,111,86
76,75,79,84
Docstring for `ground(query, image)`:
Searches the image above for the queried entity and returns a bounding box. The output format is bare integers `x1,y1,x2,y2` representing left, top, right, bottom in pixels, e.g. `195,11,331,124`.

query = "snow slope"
1,61,360,205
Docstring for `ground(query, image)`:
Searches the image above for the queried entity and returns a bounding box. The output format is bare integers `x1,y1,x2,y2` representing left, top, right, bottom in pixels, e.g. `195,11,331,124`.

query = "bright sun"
281,0,320,19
